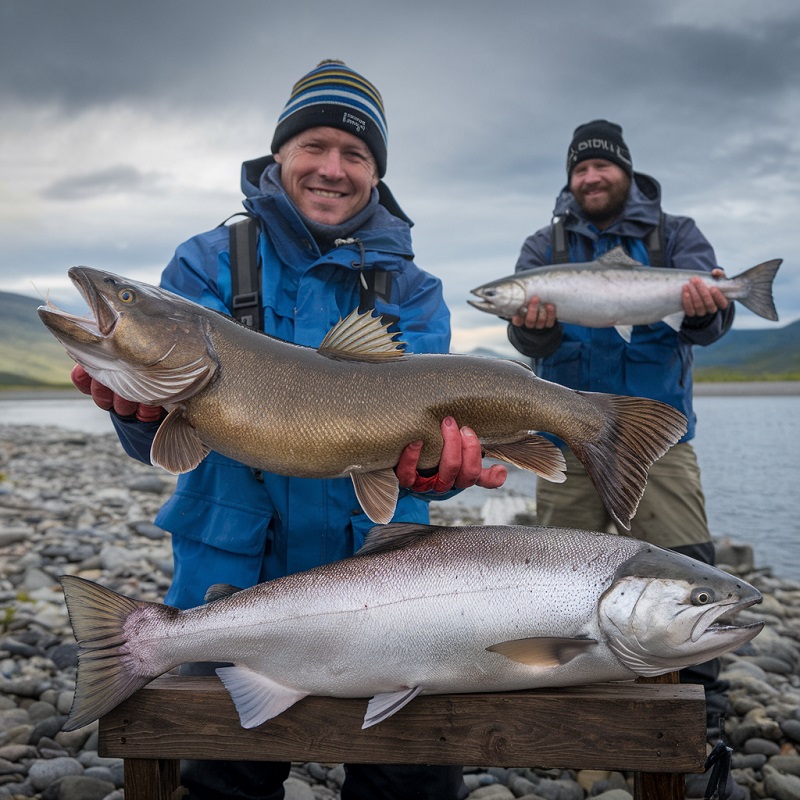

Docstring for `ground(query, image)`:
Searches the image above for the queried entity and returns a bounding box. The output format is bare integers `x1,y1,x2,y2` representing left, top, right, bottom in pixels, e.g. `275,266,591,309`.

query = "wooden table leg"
124,757,182,800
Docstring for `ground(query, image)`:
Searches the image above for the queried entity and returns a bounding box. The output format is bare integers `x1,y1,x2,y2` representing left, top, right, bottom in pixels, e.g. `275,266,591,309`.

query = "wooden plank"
123,757,180,800
98,675,706,774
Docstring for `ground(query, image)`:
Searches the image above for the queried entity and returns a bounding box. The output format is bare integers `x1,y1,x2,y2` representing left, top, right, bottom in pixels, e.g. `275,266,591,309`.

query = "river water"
0,390,798,579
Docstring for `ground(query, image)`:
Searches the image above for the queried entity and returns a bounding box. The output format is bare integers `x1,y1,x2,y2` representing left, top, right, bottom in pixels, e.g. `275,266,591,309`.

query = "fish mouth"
691,592,764,644
38,266,119,344
466,298,496,314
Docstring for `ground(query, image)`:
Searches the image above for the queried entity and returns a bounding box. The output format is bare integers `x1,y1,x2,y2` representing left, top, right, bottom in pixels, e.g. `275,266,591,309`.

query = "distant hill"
0,291,75,388
0,288,798,389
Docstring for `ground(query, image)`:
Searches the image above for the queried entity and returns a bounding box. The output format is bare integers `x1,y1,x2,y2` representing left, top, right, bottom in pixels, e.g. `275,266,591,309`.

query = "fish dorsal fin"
318,308,407,363
216,665,307,729
482,434,566,482
355,522,443,557
150,408,210,474
350,468,401,524
487,636,597,667
204,583,243,603
362,686,423,729
614,324,634,342
661,311,685,332
597,246,642,267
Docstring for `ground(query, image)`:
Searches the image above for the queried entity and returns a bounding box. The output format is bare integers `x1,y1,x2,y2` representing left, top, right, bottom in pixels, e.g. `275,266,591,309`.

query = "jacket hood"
553,171,662,238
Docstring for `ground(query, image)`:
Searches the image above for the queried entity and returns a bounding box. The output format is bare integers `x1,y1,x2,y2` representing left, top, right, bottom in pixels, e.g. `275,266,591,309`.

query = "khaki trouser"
536,442,711,549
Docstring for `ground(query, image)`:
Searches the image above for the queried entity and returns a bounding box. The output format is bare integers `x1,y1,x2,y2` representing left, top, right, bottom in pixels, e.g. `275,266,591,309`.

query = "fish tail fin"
566,394,687,530
733,259,781,321
59,575,175,731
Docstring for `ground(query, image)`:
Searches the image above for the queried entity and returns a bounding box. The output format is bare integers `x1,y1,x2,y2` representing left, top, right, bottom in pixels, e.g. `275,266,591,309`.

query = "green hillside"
0,291,76,388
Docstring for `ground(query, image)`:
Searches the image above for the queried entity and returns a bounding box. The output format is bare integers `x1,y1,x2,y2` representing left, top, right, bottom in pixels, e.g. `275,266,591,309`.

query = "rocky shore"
0,425,798,800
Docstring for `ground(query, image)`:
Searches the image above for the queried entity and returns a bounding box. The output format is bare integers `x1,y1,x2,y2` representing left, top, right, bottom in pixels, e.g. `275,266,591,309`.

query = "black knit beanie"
566,119,633,178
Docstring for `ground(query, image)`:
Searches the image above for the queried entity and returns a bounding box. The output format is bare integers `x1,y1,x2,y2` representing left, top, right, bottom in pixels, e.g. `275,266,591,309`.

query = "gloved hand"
71,364,165,423
395,416,507,493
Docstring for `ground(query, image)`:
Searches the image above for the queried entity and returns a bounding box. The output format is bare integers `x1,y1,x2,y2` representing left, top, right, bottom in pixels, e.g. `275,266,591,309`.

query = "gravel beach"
0,425,798,800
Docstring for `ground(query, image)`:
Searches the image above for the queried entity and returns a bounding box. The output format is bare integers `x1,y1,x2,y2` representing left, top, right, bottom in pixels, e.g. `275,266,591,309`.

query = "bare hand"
682,270,728,317
71,365,165,423
511,295,557,329
395,416,507,493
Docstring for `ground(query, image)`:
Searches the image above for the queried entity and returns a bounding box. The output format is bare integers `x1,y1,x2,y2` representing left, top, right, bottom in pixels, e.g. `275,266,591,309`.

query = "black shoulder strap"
645,212,666,267
550,217,571,264
229,215,262,329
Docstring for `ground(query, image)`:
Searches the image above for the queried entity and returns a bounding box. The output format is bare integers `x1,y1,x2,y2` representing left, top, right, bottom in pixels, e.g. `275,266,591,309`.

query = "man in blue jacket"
507,119,734,733
73,59,504,800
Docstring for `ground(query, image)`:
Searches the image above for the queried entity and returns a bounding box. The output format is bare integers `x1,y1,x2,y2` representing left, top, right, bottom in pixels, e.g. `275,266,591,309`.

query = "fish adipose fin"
216,665,308,729
733,259,782,321
566,394,687,530
362,686,423,729
351,468,400,524
487,636,597,666
318,308,407,363
483,434,566,483
150,408,210,474
59,575,175,731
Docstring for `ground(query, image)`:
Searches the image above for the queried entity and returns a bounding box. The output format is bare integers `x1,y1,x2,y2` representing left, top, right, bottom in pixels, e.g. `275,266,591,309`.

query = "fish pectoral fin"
483,435,566,482
613,325,633,342
351,469,399,524
215,665,307,729
487,636,597,667
661,311,685,332
318,308,407,363
362,686,423,729
150,408,210,474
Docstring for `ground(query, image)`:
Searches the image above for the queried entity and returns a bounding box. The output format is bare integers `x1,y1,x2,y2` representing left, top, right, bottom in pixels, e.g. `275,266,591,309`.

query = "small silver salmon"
38,266,688,527
469,248,782,341
60,522,763,732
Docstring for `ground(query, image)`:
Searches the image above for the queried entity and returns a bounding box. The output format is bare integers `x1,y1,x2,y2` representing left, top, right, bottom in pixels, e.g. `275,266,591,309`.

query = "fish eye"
691,587,715,606
118,288,137,304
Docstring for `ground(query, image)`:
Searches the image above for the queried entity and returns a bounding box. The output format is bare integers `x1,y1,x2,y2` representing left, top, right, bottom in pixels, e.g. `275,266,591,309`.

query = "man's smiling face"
275,127,379,226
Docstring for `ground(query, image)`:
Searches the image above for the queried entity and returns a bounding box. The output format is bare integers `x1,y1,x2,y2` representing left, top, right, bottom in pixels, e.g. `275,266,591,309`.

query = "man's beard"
575,178,630,229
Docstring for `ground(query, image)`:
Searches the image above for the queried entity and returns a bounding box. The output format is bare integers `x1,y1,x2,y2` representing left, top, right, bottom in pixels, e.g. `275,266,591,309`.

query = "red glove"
71,365,165,423
396,416,507,493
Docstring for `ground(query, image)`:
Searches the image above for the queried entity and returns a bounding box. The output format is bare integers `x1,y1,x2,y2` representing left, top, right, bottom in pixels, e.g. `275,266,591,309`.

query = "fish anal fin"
597,246,642,267
614,324,633,342
362,686,423,729
151,408,210,474
319,308,407,363
216,665,307,729
487,637,597,667
483,435,566,482
351,468,399,524
661,312,685,332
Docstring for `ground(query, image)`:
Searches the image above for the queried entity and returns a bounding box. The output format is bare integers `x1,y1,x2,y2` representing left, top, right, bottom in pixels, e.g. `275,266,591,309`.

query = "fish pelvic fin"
59,575,176,731
150,407,210,474
318,308,407,363
567,394,687,530
483,435,566,482
614,324,633,342
363,686,424,729
216,665,308,729
487,637,597,667
351,468,399,524
659,312,685,333
732,259,782,321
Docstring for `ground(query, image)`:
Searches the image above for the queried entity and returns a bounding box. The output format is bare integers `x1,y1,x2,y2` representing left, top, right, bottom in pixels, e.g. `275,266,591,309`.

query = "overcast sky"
2,0,798,355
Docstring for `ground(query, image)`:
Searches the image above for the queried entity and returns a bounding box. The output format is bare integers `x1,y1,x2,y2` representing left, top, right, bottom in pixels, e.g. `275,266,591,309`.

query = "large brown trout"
59,522,763,731
38,266,688,526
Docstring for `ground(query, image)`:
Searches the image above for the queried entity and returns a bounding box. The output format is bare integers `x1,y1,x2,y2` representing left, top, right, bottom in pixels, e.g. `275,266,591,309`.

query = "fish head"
468,277,529,318
38,266,218,405
598,545,763,677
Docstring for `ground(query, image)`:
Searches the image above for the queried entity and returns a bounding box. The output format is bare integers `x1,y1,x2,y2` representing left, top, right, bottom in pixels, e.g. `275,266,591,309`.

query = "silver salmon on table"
38,266,688,527
469,247,782,342
59,522,763,731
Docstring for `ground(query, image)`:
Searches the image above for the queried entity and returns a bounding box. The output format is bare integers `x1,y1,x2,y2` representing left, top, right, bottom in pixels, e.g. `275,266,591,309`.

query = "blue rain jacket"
508,172,734,443
113,156,451,609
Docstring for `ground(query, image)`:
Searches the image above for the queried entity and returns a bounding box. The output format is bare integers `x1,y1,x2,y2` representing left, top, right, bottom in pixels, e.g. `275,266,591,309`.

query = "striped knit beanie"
271,60,388,177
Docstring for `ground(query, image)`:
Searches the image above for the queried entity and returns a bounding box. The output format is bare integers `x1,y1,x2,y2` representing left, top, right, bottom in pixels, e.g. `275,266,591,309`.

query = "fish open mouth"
691,592,764,643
